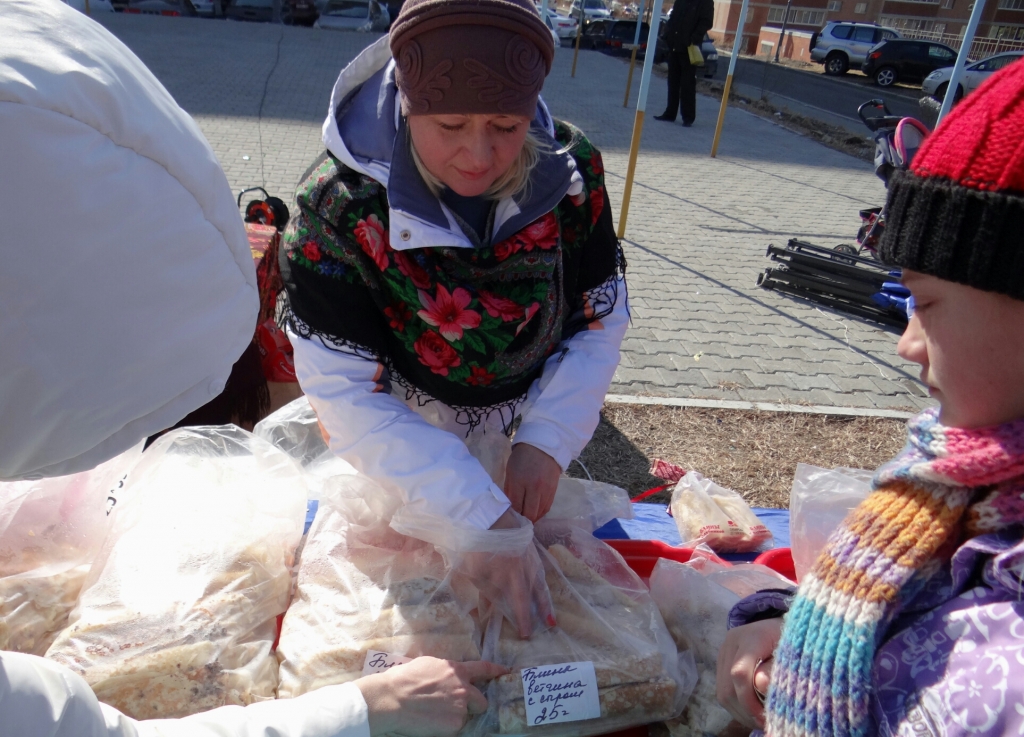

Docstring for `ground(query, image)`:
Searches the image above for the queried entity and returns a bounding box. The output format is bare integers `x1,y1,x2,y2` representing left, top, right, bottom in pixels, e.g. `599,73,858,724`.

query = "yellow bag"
687,44,705,67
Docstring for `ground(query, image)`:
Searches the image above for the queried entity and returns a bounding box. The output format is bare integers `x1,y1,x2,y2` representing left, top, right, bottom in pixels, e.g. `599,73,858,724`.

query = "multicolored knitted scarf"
765,407,1024,737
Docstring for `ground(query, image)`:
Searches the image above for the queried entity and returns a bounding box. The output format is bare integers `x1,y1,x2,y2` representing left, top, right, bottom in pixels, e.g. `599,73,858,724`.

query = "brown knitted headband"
389,0,554,118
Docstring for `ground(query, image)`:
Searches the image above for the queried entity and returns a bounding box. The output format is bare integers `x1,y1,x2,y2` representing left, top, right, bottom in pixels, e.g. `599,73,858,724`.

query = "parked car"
536,7,579,43
922,50,1024,101
581,18,648,54
862,39,957,87
225,0,318,22
653,32,719,78
191,0,218,16
124,0,196,15
569,0,610,22
314,0,388,30
63,0,116,12
809,21,900,75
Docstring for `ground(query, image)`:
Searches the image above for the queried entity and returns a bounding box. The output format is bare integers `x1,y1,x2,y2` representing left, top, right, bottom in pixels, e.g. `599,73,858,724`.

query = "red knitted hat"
879,59,1024,300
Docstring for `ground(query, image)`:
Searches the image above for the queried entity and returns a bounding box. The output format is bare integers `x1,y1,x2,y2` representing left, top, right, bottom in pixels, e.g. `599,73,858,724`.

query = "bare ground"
568,403,907,507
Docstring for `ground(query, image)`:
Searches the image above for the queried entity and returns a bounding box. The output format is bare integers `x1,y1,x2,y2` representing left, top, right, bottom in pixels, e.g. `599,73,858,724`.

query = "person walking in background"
655,0,714,126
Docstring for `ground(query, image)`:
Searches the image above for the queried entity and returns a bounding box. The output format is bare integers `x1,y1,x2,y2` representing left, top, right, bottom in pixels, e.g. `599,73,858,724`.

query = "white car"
192,0,217,15
536,7,579,41
63,0,115,12
314,0,389,31
922,51,1024,101
569,0,611,22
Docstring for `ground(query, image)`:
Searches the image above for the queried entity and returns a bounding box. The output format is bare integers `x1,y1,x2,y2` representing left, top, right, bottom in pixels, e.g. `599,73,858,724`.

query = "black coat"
662,0,714,52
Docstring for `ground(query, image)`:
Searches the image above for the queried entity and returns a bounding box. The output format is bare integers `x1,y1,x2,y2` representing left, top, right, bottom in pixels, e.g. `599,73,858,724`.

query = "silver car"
810,21,900,75
922,51,1024,101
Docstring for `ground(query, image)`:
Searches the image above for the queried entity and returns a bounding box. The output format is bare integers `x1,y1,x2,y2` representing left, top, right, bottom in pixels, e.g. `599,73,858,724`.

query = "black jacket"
662,0,714,52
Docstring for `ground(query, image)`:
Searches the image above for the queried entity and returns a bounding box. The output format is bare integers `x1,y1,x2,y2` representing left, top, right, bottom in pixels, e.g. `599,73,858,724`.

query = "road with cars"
711,54,927,127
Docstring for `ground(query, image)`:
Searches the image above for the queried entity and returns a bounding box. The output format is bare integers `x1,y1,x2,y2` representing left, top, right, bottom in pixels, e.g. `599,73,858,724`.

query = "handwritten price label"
361,650,412,676
521,661,600,727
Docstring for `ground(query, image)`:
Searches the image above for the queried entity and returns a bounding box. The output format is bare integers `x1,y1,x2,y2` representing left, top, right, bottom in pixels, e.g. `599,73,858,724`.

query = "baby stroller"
847,99,931,258
756,100,930,326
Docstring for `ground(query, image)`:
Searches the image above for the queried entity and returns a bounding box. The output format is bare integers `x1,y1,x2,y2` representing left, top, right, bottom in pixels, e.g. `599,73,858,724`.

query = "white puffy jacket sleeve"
288,281,627,528
0,652,370,737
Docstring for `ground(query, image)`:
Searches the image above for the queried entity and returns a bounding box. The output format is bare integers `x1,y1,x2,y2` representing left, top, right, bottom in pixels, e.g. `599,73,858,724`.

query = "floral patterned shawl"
280,120,623,429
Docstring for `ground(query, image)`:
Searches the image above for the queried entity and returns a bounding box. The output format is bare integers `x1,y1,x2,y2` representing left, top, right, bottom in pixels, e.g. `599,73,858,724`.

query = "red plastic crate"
754,547,797,583
605,539,727,580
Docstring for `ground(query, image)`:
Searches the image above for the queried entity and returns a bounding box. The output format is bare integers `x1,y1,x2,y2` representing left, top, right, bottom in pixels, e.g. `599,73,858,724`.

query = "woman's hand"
716,618,782,730
462,510,556,638
356,657,509,737
503,443,561,522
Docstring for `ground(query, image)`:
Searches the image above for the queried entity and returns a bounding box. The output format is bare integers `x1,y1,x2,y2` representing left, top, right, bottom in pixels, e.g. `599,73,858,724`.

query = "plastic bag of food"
649,557,791,737
669,472,772,553
790,464,873,582
253,396,357,500
276,472,482,698
545,477,633,533
0,443,143,655
465,520,691,737
46,426,306,719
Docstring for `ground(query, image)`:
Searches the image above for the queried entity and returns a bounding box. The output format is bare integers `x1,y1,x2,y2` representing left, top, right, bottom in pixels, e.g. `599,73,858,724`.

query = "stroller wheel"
831,244,858,265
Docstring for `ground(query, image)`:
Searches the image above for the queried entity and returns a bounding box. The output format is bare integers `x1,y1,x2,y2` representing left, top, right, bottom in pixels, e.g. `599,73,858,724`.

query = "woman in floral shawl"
280,0,627,634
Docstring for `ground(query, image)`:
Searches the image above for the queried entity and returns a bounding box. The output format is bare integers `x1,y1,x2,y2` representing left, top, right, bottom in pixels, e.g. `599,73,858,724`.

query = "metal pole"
710,0,750,157
622,0,647,106
616,4,663,237
571,1,586,77
773,0,793,63
84,0,91,14
937,0,986,123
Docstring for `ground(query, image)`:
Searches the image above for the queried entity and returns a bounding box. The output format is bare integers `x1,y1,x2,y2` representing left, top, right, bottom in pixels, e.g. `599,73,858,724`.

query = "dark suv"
862,39,957,87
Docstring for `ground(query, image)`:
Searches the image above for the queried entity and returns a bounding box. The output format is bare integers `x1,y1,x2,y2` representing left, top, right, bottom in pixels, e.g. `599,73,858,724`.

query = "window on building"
942,0,954,7
854,2,867,11
998,0,1024,8
827,0,841,10
767,6,826,24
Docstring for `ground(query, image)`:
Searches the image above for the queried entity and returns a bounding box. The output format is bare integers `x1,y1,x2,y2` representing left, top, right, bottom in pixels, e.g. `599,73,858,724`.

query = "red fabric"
912,60,1024,193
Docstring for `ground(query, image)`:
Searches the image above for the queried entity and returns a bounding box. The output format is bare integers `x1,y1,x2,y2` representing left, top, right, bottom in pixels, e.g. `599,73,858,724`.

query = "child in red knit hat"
717,60,1024,737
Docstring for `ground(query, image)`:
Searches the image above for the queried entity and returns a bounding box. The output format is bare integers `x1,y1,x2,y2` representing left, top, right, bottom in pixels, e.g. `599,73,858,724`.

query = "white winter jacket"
0,652,370,737
0,0,259,481
287,38,629,534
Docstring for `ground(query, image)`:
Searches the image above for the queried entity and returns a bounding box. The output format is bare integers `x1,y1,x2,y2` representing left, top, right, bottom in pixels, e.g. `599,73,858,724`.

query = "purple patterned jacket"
731,529,1024,736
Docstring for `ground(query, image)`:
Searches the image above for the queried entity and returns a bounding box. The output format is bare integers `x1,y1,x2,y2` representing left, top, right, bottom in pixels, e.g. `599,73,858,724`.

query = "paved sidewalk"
95,14,932,412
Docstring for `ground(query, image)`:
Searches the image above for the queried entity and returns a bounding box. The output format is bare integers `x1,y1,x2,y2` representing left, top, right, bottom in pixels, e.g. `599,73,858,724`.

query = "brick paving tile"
94,13,932,412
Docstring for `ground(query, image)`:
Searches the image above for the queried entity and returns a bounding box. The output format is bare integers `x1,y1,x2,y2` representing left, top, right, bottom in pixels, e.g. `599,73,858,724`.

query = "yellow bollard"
623,46,639,107
616,110,645,238
710,74,734,158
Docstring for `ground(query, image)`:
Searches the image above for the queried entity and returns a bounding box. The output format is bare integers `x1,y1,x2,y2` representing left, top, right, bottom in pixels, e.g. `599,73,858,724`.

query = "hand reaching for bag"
716,618,782,730
356,657,509,737
503,443,561,522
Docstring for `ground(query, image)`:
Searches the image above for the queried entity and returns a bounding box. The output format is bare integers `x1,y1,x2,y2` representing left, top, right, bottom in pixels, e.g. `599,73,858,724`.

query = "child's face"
898,270,1024,429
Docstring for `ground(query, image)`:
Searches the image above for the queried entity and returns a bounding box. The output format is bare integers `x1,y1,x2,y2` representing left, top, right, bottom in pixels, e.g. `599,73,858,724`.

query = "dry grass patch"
569,404,907,508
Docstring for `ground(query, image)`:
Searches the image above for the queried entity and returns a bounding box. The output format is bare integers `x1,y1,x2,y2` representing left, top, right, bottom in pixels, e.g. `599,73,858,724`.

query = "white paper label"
361,650,412,676
521,661,601,727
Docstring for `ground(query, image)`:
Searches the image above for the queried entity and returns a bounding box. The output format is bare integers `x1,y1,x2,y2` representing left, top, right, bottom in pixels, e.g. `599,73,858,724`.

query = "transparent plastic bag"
0,443,143,655
546,478,633,533
669,472,772,553
45,427,306,719
276,473,482,698
253,396,357,500
790,464,873,582
466,520,691,737
650,557,791,737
